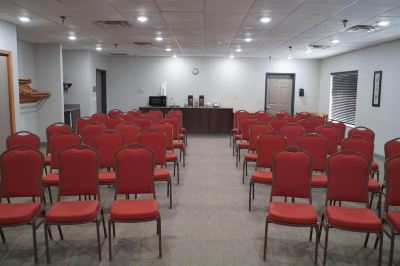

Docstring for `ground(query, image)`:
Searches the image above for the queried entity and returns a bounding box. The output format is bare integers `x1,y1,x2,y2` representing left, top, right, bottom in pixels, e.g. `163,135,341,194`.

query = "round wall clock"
192,67,199,75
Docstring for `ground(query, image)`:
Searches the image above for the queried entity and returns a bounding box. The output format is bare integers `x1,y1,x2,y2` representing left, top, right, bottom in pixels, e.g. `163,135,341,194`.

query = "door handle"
266,105,271,109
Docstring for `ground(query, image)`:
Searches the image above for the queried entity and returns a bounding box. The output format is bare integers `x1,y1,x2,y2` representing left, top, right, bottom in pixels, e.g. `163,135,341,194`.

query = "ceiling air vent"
95,21,131,29
133,42,154,47
309,44,329,49
346,25,376,32
109,53,128,56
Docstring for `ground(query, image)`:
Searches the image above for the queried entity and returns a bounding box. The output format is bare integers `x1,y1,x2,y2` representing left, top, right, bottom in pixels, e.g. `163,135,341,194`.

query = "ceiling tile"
163,12,204,28
155,0,204,12
106,0,159,12
205,0,253,12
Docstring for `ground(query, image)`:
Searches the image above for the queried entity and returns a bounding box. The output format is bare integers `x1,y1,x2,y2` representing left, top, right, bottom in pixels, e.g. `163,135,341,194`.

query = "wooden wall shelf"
19,78,50,104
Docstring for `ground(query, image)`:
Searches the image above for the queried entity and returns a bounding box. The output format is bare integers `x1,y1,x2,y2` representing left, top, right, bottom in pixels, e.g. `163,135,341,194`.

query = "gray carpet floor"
0,135,398,266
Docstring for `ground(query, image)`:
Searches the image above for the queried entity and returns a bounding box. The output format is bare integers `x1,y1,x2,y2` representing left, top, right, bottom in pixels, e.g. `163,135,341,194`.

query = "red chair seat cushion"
231,128,238,134
110,199,159,221
0,203,41,225
311,175,327,187
245,153,257,161
46,200,100,223
179,134,185,139
173,142,184,149
387,211,400,231
238,142,249,149
166,152,178,161
154,168,171,181
368,178,381,192
99,171,116,184
251,170,272,184
268,202,317,225
234,134,242,140
326,206,382,231
372,161,379,170
45,155,51,165
181,128,187,133
43,173,59,185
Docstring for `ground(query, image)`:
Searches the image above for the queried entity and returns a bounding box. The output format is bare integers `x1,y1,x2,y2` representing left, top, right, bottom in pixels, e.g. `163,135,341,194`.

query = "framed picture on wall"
372,71,382,107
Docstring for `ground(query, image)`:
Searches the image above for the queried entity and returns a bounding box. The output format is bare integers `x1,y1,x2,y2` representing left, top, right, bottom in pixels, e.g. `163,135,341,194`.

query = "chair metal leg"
177,160,180,185
252,183,255,199
32,220,38,263
248,182,252,211
112,222,116,238
96,219,102,261
44,223,51,263
167,181,170,197
0,228,5,243
169,181,172,209
323,224,329,266
158,218,162,258
182,149,185,167
236,147,239,166
314,224,319,265
364,233,370,248
101,209,107,238
108,220,112,261
48,226,53,240
242,160,246,184
173,161,176,176
263,220,269,261
388,228,395,266
57,225,64,240
378,231,383,266
309,227,313,242
48,186,53,203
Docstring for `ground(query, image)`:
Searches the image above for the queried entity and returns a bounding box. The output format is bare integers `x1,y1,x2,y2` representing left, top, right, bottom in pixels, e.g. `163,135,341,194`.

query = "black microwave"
149,96,167,107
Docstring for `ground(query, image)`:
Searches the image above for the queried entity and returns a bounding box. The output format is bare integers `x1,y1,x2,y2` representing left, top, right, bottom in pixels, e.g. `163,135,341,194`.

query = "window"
329,71,358,125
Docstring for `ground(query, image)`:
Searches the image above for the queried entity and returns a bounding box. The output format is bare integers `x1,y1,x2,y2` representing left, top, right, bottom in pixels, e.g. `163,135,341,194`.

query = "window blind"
329,71,358,125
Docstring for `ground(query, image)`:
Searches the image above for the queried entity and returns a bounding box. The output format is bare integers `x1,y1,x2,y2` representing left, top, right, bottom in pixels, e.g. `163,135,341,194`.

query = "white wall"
106,57,321,113
319,39,400,155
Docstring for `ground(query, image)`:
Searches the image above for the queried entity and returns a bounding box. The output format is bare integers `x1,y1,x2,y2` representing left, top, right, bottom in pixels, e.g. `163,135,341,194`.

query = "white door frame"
264,73,296,115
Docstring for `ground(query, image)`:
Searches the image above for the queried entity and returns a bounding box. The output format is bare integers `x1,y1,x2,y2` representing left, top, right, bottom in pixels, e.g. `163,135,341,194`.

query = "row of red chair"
0,144,162,263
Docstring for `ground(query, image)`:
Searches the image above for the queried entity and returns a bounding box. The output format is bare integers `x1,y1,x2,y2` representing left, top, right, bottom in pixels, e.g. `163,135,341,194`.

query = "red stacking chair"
134,118,152,131
231,110,248,144
270,119,287,132
104,117,123,129
82,122,106,148
281,123,305,146
0,146,44,262
151,122,180,184
385,138,400,159
117,112,133,121
254,111,267,119
6,131,40,150
382,155,400,266
115,122,140,144
44,145,107,263
263,147,318,264
149,109,164,120
286,115,301,123
299,118,317,134
258,114,276,125
233,112,251,155
91,112,108,123
76,116,94,136
249,133,286,210
142,113,159,122
341,137,382,216
319,150,383,266
326,120,346,144
310,116,325,127
236,118,258,166
275,112,290,120
298,133,329,188
43,132,81,203
166,112,187,147
139,130,172,209
45,123,71,170
164,117,185,167
107,108,123,118
296,112,312,120
108,144,162,260
315,125,339,155
242,124,273,182
128,110,142,119
95,130,124,186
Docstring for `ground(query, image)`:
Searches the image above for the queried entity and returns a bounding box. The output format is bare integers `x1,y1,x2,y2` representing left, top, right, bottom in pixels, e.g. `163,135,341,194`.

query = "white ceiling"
1,0,400,59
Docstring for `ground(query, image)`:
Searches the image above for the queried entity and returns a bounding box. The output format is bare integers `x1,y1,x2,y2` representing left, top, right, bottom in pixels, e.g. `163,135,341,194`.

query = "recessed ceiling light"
155,36,163,41
229,54,235,59
331,39,340,44
236,48,242,52
137,16,148,23
19,16,30,22
68,35,76,41
96,47,102,51
244,37,252,42
165,47,172,52
260,17,271,24
377,21,389,27
287,55,292,60
172,54,177,58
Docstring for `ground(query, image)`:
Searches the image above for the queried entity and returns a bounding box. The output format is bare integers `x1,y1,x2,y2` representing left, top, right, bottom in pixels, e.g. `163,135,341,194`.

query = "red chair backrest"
0,146,43,198
138,130,167,165
326,120,346,143
108,109,123,118
6,131,40,150
296,112,312,120
118,112,134,121
115,123,140,144
104,117,123,129
128,110,142,119
298,133,328,171
46,123,71,154
82,122,106,148
58,145,99,197
76,116,94,136
164,118,181,139
95,130,124,169
248,124,273,151
341,136,373,165
115,144,155,196
134,118,152,131
298,118,317,134
286,116,300,123
150,122,174,150
270,119,288,132
50,132,82,169
315,125,339,155
385,155,400,207
271,148,312,200
233,110,249,128
149,110,164,120
281,123,305,147
275,112,290,120
142,113,159,122
240,118,258,141
310,116,325,127
348,126,375,142
257,115,276,125
384,138,400,159
91,112,108,123
236,113,251,134
256,133,287,168
254,111,267,119
327,151,369,204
